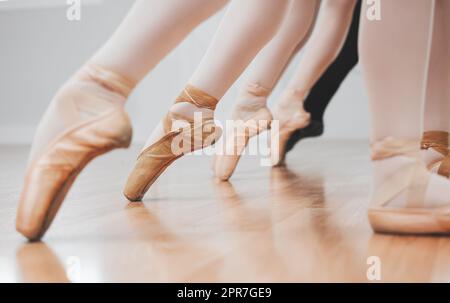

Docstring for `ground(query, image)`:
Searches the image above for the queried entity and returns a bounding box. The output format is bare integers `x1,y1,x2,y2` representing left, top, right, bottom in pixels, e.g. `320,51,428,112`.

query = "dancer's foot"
369,137,450,235
214,83,272,181
124,85,222,201
270,89,310,166
421,131,450,177
17,64,135,241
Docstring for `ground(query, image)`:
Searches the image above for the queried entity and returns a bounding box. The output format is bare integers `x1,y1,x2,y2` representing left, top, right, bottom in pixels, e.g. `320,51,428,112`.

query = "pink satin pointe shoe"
16,64,135,241
270,90,311,166
368,137,450,235
123,85,222,202
213,83,272,181
214,107,272,181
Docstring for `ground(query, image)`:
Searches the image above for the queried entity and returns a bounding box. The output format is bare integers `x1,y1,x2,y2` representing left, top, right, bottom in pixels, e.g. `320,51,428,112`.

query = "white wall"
0,0,370,145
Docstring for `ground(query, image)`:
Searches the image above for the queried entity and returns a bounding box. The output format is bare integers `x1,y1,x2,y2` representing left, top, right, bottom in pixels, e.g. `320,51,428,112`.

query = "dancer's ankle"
74,63,137,98
169,84,219,122
372,154,419,188
237,82,270,102
274,88,310,127
278,88,308,107
421,130,449,169
233,82,270,119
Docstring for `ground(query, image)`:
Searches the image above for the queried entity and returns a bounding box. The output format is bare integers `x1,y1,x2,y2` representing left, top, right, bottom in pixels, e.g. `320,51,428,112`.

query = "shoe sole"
368,206,450,235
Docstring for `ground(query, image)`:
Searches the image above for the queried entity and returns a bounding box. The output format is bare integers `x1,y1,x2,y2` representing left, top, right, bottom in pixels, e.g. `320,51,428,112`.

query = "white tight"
188,0,290,99
243,0,319,91
359,0,434,141
359,0,450,210
235,0,357,113
93,0,290,100
424,0,450,132
91,0,228,83
286,0,357,96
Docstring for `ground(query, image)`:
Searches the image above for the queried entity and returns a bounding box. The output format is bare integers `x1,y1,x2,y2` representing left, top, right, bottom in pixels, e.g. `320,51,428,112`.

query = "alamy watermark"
163,112,280,167
366,0,381,21
66,255,82,282
67,0,382,22
366,256,381,281
67,0,81,21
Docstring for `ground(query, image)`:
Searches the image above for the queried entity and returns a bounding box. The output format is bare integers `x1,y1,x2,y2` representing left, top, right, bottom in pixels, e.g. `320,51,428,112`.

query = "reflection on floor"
1,140,450,282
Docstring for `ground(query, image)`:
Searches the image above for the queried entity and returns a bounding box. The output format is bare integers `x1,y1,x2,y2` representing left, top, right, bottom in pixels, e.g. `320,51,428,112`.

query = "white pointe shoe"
368,137,450,235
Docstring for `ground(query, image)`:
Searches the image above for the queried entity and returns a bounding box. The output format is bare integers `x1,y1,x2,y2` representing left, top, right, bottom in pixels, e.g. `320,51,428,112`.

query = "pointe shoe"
368,137,450,235
421,131,450,177
214,107,272,181
271,112,310,167
213,83,272,181
16,64,134,241
270,90,311,166
124,85,222,202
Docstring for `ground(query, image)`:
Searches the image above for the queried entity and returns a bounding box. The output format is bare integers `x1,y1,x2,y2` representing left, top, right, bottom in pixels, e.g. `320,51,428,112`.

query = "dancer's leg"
272,0,357,165
91,0,228,82
124,0,290,200
285,0,361,154
18,0,228,240
238,0,319,92
421,0,450,173
187,0,290,99
214,0,319,180
360,0,433,141
285,0,357,97
360,0,450,234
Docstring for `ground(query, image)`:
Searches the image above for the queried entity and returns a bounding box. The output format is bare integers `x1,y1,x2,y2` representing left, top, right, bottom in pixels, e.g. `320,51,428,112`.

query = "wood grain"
0,140,449,282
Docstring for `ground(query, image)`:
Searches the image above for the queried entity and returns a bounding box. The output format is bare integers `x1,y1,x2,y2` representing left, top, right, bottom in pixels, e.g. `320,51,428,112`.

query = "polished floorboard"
1,139,450,283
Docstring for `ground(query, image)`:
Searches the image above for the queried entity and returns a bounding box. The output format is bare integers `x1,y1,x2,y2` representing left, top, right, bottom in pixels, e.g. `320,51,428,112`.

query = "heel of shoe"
117,123,132,149
96,108,133,149
114,110,133,148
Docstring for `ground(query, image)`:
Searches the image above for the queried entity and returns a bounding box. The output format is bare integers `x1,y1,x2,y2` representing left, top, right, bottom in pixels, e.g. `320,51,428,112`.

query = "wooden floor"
1,139,450,283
